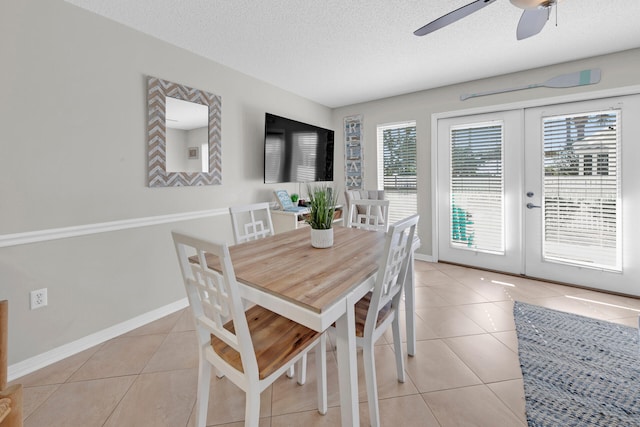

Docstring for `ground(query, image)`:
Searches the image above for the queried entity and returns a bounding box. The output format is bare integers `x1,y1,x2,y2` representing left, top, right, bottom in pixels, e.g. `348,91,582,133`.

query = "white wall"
331,48,640,258
0,0,331,369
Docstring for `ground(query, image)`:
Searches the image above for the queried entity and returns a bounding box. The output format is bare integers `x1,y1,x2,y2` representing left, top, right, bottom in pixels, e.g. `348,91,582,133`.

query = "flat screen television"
264,113,334,184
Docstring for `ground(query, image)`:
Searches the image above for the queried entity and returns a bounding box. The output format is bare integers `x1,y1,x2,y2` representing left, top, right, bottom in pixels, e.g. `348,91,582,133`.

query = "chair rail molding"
0,208,227,248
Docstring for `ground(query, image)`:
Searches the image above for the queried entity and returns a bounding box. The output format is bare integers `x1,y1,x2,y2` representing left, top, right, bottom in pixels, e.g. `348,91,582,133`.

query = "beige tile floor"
12,261,640,426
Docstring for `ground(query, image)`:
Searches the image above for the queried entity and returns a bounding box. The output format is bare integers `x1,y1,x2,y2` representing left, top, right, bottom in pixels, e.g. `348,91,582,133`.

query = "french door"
524,96,640,293
437,95,640,295
436,110,524,274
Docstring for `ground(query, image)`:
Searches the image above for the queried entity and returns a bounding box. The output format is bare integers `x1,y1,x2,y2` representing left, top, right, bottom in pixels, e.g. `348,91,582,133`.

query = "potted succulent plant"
305,184,339,248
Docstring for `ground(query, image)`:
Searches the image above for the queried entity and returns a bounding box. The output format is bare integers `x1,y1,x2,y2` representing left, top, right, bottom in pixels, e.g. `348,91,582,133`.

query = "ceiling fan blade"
414,0,498,37
516,7,550,40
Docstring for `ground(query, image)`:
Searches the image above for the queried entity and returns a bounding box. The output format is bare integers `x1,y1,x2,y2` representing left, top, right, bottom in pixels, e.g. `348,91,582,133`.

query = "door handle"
526,203,541,209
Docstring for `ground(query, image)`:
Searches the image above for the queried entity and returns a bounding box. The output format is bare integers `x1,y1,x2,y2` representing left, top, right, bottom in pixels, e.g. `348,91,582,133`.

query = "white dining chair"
346,197,422,357
344,189,385,220
339,214,418,427
229,202,275,244
172,232,327,427
229,202,304,380
347,198,390,232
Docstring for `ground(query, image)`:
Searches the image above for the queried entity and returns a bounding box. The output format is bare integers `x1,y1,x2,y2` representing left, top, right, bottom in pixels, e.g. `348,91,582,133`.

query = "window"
597,153,609,176
543,110,620,270
583,154,593,176
377,122,417,225
449,122,504,253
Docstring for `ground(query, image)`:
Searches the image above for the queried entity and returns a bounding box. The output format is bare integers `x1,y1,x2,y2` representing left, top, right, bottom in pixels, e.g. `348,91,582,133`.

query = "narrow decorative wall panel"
344,115,363,189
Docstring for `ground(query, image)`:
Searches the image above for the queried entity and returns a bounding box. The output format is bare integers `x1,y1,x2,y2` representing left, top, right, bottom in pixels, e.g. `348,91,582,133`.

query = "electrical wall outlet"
30,288,48,309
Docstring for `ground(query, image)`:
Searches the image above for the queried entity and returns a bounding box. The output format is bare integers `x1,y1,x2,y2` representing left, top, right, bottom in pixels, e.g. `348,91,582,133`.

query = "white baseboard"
415,253,435,263
7,298,189,382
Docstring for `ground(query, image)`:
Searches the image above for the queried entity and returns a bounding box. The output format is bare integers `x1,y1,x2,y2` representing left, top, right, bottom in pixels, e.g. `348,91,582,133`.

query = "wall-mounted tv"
264,113,334,184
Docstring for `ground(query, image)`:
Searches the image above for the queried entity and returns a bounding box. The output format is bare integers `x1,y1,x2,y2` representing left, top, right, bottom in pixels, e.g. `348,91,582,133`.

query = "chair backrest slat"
230,203,275,244
365,214,418,336
344,189,385,222
172,232,258,374
347,199,390,232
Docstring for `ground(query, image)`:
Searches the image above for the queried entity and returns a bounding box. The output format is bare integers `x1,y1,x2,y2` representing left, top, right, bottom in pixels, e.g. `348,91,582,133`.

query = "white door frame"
431,84,640,265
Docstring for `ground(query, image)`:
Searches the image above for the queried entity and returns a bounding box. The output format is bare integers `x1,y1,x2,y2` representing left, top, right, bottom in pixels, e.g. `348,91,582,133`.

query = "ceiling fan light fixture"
414,0,559,39
510,0,547,9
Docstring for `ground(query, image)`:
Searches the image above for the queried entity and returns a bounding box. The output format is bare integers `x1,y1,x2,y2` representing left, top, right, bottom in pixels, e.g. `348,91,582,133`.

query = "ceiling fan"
414,0,557,40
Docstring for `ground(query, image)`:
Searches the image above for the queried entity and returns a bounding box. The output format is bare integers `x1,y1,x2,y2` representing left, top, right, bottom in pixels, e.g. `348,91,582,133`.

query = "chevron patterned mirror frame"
147,76,222,187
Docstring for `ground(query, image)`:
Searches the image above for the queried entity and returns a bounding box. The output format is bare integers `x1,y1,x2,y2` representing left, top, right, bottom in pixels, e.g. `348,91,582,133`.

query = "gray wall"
331,48,640,258
0,0,331,366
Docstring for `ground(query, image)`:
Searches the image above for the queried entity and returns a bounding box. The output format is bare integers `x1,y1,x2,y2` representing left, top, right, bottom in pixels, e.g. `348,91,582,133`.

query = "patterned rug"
514,301,640,426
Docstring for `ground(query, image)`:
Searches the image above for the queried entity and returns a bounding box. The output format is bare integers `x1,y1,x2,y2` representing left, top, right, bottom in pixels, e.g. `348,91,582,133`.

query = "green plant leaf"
305,184,339,230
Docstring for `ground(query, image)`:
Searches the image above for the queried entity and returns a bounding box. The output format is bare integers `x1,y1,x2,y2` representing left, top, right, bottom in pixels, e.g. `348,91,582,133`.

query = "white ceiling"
65,0,640,108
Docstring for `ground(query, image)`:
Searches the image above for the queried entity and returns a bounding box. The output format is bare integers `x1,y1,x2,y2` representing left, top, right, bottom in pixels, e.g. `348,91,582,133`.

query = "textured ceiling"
65,0,640,108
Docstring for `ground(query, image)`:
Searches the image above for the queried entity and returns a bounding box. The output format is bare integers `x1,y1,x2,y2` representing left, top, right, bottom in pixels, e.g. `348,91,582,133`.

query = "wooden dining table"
202,226,417,426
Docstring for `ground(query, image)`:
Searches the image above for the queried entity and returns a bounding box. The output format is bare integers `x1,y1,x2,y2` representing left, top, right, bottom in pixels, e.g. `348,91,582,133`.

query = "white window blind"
542,110,620,270
376,122,417,225
450,122,504,253
292,132,318,182
264,133,283,184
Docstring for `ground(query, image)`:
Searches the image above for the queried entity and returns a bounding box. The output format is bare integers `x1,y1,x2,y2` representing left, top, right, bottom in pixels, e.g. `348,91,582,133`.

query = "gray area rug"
514,301,640,426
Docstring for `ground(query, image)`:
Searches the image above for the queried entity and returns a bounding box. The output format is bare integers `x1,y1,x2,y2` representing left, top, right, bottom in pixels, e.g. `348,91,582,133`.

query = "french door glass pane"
542,110,621,270
450,122,504,253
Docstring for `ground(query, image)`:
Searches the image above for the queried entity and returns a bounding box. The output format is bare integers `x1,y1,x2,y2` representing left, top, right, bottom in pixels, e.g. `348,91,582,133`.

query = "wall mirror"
147,76,222,187
165,97,209,173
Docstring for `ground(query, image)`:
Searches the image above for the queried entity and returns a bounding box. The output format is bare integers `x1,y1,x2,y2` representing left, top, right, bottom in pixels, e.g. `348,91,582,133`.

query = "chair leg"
363,342,380,427
195,358,212,427
391,315,406,383
286,365,295,379
405,252,417,357
215,367,225,379
245,389,261,427
315,334,327,415
296,354,307,385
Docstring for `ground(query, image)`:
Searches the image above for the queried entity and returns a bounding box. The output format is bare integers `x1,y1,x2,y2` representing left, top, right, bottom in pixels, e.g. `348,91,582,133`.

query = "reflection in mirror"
165,97,209,173
147,76,222,187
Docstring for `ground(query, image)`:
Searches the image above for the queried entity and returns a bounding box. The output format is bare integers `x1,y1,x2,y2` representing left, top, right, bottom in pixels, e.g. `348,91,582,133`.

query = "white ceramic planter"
310,228,333,248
